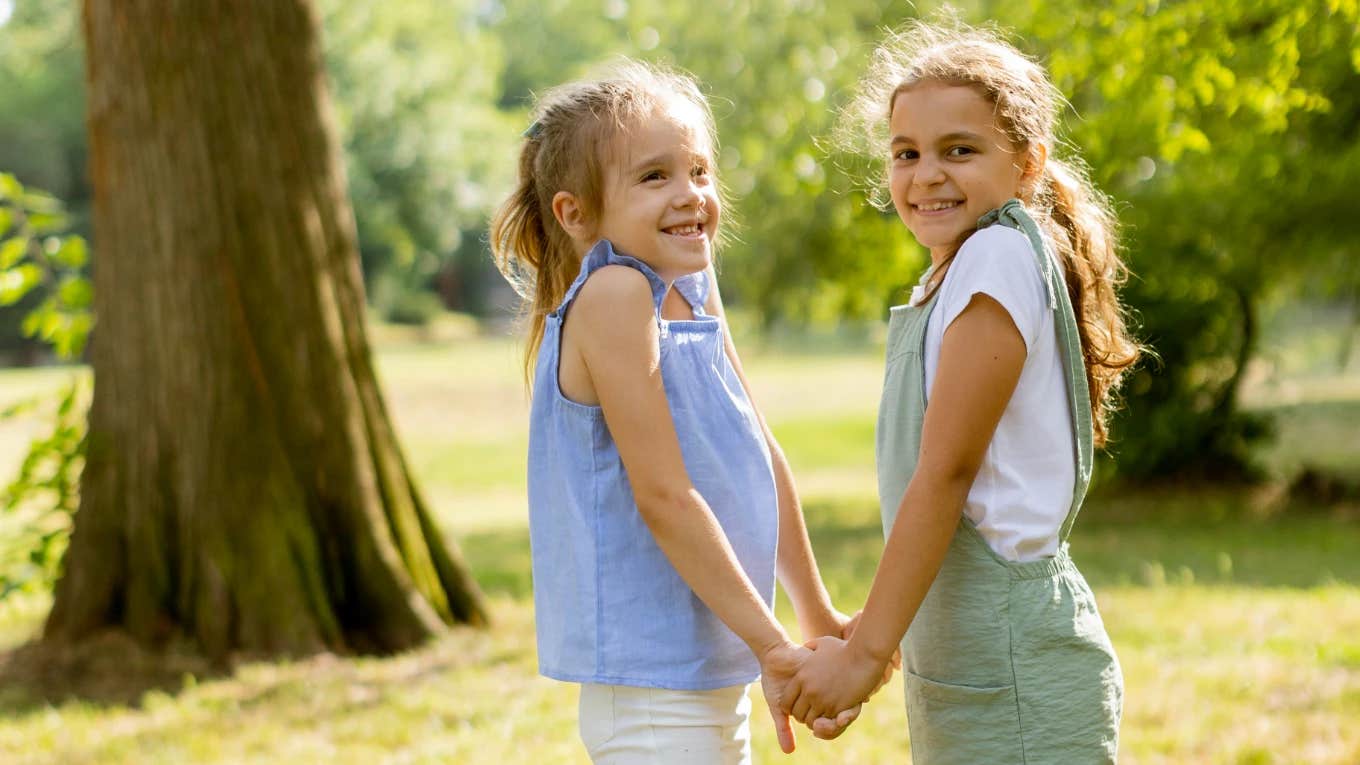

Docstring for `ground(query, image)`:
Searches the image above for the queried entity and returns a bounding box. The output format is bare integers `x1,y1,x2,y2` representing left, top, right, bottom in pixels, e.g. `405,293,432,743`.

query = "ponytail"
1040,158,1140,447
489,135,577,387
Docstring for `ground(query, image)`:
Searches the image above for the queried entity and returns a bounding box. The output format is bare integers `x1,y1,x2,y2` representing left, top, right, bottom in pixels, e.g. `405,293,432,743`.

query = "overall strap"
671,270,711,317
976,200,1095,541
553,239,670,321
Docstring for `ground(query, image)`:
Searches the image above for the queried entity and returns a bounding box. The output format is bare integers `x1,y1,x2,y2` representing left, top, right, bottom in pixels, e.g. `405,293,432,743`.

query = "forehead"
889,82,1003,139
608,98,714,168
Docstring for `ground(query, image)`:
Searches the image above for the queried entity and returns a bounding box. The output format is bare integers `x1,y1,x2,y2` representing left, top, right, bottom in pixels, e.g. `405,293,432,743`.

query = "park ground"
0,312,1356,764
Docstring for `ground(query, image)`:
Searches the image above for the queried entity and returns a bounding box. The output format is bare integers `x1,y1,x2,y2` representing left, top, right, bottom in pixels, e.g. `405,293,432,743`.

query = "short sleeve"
935,226,1047,352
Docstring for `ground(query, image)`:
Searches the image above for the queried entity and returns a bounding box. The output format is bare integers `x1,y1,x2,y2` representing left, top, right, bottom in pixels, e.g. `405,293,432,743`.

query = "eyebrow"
891,130,987,145
629,153,672,174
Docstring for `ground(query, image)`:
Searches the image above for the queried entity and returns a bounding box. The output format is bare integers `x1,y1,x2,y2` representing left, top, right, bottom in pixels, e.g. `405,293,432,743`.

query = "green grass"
1,329,1358,764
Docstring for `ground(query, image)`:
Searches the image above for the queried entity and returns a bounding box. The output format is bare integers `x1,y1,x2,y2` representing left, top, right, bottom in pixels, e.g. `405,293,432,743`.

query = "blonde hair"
841,19,1141,447
490,60,723,386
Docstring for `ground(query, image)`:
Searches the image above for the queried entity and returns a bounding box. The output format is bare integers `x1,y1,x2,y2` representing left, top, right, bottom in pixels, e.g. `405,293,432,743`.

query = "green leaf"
55,314,93,359
0,236,27,269
0,264,42,306
51,235,88,268
27,212,68,235
0,208,12,238
38,306,63,340
0,173,21,201
57,276,93,309
20,299,54,335
19,191,63,214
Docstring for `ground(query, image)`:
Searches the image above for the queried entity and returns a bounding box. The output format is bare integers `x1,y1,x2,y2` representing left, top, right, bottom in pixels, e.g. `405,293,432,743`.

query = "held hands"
783,635,888,728
783,607,897,735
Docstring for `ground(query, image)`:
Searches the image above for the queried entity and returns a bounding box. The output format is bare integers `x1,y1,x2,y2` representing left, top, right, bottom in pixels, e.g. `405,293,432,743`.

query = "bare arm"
784,292,1028,722
572,265,803,752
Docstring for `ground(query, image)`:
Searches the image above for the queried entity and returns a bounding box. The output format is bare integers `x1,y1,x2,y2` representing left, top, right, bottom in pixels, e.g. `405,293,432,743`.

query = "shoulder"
574,264,653,311
937,224,1047,349
569,264,656,337
956,225,1036,267
946,225,1043,294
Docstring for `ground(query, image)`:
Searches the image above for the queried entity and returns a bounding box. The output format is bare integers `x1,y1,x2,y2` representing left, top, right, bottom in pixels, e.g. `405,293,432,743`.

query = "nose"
913,154,946,187
674,176,706,210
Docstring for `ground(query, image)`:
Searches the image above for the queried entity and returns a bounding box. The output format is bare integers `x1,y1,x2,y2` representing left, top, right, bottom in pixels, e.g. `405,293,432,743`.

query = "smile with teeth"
663,222,705,238
914,200,961,212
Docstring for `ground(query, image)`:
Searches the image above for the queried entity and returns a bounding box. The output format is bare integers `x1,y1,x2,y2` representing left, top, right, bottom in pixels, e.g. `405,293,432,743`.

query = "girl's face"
888,82,1036,264
593,103,720,283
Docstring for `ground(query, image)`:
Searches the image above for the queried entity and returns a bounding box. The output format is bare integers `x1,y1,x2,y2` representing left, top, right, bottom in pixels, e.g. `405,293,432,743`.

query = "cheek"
704,191,722,220
888,168,911,206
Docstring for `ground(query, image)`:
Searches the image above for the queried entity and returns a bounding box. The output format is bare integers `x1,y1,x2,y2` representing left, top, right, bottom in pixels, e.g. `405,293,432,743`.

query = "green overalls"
877,201,1123,764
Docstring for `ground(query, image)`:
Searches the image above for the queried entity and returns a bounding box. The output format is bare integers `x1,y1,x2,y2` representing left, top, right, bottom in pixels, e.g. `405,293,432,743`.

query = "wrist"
793,598,840,638
847,629,896,669
749,623,795,663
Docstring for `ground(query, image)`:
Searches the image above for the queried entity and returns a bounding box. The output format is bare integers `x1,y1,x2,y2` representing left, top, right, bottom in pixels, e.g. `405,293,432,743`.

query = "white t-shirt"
917,225,1076,562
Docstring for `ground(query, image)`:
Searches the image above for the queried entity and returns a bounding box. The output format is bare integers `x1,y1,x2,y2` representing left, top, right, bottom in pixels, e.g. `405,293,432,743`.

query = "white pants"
578,683,753,764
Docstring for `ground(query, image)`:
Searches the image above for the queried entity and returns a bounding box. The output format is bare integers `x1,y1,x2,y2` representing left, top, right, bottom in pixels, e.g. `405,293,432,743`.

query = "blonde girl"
783,21,1140,764
490,61,858,762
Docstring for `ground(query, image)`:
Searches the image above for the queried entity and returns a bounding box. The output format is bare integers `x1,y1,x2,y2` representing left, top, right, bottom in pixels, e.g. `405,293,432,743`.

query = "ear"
551,191,592,243
1019,143,1048,200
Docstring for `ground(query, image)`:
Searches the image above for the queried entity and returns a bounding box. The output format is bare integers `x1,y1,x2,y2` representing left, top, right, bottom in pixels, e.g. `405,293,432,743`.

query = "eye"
893,148,918,161
947,145,976,158
640,169,665,183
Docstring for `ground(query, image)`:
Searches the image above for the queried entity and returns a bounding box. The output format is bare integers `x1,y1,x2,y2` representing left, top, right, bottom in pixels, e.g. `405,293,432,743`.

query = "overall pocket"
905,671,1025,765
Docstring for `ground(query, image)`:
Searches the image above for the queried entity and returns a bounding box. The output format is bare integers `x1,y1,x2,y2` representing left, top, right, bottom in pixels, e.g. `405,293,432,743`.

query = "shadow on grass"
0,630,222,715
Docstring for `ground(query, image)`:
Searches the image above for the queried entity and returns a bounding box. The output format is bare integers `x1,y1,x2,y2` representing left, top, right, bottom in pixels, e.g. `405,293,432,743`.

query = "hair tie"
522,120,543,139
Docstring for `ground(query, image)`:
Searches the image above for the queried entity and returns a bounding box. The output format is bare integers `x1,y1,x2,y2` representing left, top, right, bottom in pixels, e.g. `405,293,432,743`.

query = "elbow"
632,482,697,534
914,450,982,501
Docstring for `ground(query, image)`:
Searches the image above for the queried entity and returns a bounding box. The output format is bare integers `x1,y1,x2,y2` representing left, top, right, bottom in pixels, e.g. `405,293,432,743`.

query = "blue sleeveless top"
526,240,779,690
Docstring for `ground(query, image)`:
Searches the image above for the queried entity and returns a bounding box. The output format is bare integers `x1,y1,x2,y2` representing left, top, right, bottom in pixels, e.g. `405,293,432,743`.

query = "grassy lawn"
1,326,1358,764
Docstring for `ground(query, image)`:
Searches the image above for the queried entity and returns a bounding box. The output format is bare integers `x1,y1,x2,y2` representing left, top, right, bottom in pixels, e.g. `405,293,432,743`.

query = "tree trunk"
46,0,487,659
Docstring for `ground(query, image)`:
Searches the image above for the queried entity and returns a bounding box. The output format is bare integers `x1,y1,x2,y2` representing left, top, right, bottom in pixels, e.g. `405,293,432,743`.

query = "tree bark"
46,0,487,659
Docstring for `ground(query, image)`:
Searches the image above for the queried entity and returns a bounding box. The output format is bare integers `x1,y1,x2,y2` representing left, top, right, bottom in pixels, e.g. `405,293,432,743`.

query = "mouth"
912,200,962,214
662,221,706,239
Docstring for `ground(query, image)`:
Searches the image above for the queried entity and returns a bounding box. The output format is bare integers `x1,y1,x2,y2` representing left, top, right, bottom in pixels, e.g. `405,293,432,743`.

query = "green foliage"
1003,0,1360,476
0,174,90,602
319,0,520,320
0,379,82,600
0,174,91,359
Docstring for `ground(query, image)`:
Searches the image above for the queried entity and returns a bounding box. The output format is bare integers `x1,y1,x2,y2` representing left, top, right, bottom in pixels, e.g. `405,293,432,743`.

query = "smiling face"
888,82,1036,264
591,101,720,283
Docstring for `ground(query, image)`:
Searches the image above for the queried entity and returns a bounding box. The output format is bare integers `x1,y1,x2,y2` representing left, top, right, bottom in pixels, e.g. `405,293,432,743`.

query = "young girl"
782,21,1140,763
490,61,857,763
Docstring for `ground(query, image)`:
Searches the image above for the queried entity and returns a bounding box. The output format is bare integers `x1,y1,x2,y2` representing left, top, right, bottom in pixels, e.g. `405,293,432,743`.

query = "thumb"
768,699,796,754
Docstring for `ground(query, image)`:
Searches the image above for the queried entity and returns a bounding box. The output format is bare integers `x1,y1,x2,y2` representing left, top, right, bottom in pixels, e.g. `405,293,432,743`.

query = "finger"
790,695,812,727
771,702,797,754
836,704,861,728
810,716,845,740
779,677,802,716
